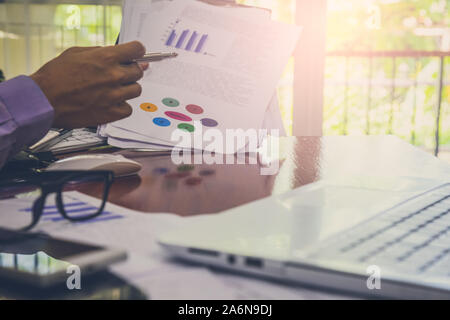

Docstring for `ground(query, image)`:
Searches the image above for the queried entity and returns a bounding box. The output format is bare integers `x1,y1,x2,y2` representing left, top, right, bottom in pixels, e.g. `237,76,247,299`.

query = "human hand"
30,41,149,128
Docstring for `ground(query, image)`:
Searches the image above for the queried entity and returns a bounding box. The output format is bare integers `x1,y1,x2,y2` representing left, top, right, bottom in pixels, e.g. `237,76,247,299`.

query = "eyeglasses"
0,170,114,231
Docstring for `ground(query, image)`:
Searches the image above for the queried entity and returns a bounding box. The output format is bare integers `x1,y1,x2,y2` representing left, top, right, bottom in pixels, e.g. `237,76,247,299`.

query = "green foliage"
54,4,122,47
29,0,449,153
324,0,449,153
327,0,449,51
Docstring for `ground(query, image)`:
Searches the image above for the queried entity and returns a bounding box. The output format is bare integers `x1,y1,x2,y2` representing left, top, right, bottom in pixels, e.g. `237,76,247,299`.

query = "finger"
118,62,144,84
63,46,102,55
138,62,149,71
108,102,133,120
108,41,146,63
93,105,131,125
110,83,142,102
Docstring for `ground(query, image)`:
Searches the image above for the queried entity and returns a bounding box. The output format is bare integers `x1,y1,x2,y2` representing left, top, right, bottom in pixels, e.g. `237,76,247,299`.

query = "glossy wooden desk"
3,136,448,300
81,136,450,216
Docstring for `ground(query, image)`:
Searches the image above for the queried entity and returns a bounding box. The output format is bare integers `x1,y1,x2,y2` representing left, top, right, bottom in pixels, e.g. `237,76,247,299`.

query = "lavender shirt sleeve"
0,75,54,168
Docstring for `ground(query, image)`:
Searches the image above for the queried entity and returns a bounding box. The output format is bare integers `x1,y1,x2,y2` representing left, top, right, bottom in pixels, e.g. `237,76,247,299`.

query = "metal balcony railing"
325,51,449,156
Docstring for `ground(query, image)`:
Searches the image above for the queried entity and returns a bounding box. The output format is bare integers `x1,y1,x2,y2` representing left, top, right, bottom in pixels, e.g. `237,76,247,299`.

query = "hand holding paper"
103,0,301,151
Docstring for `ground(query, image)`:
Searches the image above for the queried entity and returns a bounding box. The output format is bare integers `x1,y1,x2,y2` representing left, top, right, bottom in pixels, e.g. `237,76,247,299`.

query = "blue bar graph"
21,201,124,225
165,28,208,54
165,30,177,46
185,31,198,51
195,34,208,53
175,29,189,48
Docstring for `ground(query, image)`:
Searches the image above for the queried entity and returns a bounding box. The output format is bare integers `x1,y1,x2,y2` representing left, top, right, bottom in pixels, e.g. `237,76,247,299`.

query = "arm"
0,75,54,168
0,41,147,169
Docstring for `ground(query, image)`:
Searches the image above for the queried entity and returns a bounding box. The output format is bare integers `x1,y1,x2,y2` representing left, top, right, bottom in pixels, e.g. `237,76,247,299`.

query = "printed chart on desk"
112,7,268,148
34,194,124,225
1,192,125,230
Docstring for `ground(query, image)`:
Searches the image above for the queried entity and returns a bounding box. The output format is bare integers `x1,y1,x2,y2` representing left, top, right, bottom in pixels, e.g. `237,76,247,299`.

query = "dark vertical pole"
38,25,42,66
24,0,31,74
434,56,445,157
411,58,418,145
95,5,99,46
343,56,349,135
34,252,38,272
2,20,9,78
103,2,107,45
60,25,64,51
366,56,373,135
388,57,396,134
293,0,327,136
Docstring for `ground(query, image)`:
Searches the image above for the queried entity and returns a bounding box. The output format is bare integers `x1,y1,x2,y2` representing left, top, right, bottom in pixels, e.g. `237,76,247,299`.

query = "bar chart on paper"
158,18,234,60
165,28,209,54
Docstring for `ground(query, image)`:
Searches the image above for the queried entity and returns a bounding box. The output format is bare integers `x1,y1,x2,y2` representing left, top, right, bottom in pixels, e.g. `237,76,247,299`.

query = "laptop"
158,180,450,299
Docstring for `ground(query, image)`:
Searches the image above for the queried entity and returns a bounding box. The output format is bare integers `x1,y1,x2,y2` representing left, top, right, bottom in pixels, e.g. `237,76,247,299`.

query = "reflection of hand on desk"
74,135,449,218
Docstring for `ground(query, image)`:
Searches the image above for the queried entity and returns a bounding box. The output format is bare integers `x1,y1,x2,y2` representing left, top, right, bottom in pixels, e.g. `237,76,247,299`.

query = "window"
1,0,448,159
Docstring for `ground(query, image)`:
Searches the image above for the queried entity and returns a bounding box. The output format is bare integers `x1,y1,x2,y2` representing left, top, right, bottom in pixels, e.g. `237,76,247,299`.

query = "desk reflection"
81,137,322,216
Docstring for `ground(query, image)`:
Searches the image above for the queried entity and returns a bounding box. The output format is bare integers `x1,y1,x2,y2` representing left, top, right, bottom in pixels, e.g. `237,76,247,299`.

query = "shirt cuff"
0,75,54,149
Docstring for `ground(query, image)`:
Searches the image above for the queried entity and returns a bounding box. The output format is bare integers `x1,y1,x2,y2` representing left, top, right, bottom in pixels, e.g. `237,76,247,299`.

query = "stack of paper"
100,0,301,152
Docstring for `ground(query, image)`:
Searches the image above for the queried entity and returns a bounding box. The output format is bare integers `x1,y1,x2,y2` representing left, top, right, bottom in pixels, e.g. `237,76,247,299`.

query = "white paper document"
104,0,299,149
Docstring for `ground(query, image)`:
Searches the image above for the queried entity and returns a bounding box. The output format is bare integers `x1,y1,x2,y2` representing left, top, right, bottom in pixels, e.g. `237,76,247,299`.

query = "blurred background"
0,0,448,160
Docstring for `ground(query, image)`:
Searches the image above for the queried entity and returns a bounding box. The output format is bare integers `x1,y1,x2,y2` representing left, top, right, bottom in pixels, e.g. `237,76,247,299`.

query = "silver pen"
134,52,178,62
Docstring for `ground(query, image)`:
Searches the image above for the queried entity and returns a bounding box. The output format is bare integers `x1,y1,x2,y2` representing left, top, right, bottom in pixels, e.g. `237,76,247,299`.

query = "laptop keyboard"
312,184,450,277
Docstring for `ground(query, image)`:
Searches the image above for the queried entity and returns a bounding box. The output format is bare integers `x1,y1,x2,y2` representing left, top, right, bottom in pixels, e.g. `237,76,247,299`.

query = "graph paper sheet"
108,0,300,150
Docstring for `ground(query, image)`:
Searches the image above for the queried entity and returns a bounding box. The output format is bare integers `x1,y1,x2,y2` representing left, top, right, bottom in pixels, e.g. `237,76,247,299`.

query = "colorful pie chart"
165,111,192,122
178,123,195,132
153,117,171,127
186,104,204,114
200,118,218,127
162,97,180,107
140,102,158,112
